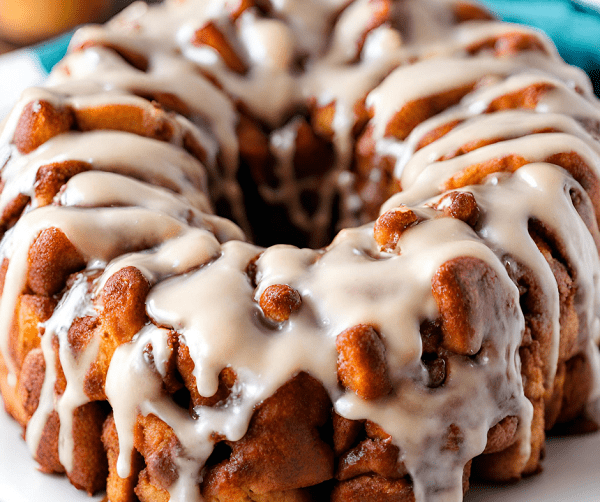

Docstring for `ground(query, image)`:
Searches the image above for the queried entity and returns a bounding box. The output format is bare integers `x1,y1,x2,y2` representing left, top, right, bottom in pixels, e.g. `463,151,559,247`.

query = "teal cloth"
29,31,73,73
480,0,600,93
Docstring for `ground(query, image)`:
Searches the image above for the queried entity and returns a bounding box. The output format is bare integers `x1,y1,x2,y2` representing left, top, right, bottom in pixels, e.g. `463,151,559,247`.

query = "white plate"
1,405,599,502
0,406,102,502
465,431,600,502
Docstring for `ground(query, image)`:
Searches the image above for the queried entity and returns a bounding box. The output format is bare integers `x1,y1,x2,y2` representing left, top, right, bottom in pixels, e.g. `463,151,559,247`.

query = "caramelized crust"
259,284,302,323
34,410,65,474
336,324,393,400
0,1,599,501
551,354,595,426
293,119,336,179
27,227,86,296
331,475,415,502
474,397,545,481
237,115,273,186
34,161,93,206
452,2,494,22
0,193,30,234
67,402,109,495
74,41,150,72
467,32,547,57
486,83,555,113
374,207,423,252
336,438,407,481
10,308,126,496
442,154,527,191
384,84,477,141
135,469,171,502
13,100,74,154
481,416,518,455
432,257,504,356
353,125,399,219
332,412,364,457
17,347,45,420
103,414,145,502
474,340,545,481
10,294,56,368
73,103,176,142
202,373,334,499
177,345,237,408
134,414,181,492
350,0,392,61
84,266,150,401
227,0,255,21
100,267,150,346
415,119,463,151
434,191,480,228
192,22,248,74
545,151,600,221
0,347,38,427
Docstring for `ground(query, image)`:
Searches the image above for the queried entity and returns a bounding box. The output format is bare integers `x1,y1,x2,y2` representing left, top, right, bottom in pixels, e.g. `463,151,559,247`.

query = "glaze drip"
0,1,599,501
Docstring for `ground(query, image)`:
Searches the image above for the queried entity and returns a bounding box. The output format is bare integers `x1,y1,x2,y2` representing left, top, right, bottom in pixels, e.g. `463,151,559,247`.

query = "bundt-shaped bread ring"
0,1,599,502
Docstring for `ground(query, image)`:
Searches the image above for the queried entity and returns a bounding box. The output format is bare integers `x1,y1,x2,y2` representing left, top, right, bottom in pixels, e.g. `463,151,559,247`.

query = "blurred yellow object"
0,0,111,45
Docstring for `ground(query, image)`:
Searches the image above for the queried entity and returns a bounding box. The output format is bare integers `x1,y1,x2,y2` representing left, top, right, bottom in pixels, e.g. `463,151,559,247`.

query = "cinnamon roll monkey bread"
0,0,599,501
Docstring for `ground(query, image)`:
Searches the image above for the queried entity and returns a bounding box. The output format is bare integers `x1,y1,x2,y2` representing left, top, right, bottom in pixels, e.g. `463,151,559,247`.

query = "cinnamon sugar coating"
192,22,248,74
336,324,393,400
432,257,504,356
103,413,145,502
374,207,423,252
73,40,150,72
27,227,86,296
177,345,237,408
202,373,334,500
336,437,407,481
0,0,599,501
434,191,480,228
452,2,493,22
466,32,547,57
34,161,92,206
13,100,74,154
482,416,518,455
384,84,478,142
11,295,56,369
85,267,151,401
259,284,302,323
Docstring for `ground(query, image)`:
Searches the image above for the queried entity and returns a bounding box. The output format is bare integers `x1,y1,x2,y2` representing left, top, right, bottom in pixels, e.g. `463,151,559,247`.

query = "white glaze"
0,1,598,501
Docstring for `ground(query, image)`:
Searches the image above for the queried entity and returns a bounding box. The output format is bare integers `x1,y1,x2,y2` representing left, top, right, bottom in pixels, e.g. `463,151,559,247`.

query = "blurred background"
0,0,598,96
0,0,159,51
479,0,600,96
